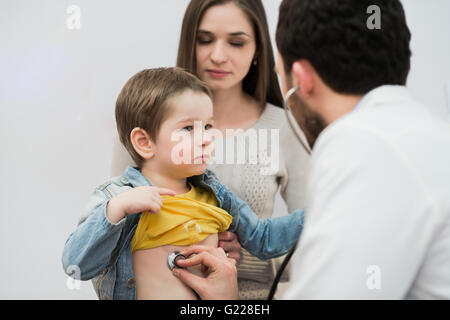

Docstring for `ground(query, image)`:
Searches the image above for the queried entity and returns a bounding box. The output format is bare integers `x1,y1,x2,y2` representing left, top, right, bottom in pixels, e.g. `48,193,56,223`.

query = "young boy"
62,68,304,300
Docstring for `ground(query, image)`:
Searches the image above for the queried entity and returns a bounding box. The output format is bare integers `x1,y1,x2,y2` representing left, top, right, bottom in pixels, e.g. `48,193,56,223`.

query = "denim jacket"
62,166,304,300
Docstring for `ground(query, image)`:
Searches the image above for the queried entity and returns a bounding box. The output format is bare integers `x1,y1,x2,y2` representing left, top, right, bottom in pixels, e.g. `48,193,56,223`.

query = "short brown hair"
115,67,212,167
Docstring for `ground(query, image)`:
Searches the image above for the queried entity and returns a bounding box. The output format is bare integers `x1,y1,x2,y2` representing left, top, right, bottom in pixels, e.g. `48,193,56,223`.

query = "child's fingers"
150,194,163,206
146,200,162,214
156,187,177,196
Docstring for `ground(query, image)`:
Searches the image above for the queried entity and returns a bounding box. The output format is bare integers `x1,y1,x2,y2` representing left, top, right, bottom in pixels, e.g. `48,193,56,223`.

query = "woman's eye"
205,124,213,130
230,41,244,47
182,125,194,132
197,38,212,45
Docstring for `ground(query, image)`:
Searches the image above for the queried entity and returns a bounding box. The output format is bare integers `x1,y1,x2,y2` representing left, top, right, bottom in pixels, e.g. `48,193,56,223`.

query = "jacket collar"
120,166,152,187
120,166,218,190
314,85,412,150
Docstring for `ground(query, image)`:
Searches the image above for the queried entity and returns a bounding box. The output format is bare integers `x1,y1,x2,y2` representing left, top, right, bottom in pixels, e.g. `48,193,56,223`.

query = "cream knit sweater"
110,103,310,299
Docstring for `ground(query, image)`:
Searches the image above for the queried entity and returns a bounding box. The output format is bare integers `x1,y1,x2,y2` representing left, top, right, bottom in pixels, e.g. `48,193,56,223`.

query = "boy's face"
152,89,215,178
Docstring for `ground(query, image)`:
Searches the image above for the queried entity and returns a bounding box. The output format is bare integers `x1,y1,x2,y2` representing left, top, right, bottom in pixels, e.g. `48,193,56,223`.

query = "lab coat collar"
313,85,411,151
355,85,411,111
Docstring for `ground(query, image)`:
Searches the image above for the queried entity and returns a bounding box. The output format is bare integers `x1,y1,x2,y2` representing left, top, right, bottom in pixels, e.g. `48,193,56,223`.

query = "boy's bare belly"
132,234,218,300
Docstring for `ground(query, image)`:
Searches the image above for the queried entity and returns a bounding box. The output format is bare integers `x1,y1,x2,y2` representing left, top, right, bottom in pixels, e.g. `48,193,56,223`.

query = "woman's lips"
206,69,231,79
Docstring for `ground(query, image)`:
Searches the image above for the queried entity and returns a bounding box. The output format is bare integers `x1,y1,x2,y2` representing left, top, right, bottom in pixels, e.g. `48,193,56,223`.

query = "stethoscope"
282,86,313,156
167,251,187,270
267,86,312,300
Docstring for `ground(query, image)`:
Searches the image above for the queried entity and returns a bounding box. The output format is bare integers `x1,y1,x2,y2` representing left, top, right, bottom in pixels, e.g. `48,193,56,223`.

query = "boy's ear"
130,127,155,160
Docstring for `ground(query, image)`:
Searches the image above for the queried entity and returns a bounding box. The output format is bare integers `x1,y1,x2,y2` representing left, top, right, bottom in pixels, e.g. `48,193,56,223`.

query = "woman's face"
196,2,257,92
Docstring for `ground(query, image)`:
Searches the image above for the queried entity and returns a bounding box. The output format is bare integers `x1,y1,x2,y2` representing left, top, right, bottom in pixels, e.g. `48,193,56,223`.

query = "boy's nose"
203,130,213,145
193,122,211,146
195,132,211,148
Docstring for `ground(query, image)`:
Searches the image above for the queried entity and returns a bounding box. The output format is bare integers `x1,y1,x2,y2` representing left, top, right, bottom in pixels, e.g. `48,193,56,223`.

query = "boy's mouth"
193,154,210,163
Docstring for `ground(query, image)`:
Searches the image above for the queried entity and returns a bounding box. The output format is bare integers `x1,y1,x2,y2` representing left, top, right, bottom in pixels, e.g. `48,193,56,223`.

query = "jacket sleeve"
223,189,304,261
61,187,127,281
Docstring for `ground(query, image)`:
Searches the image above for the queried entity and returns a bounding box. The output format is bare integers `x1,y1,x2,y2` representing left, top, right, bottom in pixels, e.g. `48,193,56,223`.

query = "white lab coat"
284,85,450,299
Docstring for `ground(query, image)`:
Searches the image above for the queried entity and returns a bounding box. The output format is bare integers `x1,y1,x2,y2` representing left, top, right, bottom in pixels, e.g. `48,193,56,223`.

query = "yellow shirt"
131,184,232,252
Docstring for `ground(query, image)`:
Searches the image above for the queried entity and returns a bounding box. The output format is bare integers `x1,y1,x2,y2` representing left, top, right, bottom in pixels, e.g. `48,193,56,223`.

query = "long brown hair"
176,0,283,108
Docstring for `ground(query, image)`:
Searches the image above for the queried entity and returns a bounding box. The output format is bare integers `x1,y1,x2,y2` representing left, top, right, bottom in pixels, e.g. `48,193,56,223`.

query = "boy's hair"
276,0,412,95
115,67,212,167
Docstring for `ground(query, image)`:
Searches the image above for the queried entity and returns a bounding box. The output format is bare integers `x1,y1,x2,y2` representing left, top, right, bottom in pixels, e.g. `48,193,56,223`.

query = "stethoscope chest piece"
167,251,187,270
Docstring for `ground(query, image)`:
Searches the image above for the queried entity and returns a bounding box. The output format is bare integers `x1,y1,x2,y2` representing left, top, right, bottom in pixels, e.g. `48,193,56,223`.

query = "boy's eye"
182,125,194,132
205,123,213,130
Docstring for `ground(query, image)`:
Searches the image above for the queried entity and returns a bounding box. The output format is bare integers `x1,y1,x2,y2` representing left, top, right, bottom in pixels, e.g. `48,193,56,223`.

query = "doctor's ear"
292,60,314,98
130,127,155,160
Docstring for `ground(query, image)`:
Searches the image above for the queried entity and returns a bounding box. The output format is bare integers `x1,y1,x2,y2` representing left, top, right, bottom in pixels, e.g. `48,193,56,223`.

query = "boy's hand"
106,186,176,224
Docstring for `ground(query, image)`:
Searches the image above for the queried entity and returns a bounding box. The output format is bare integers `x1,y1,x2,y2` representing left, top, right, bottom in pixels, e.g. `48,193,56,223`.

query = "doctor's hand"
172,245,239,300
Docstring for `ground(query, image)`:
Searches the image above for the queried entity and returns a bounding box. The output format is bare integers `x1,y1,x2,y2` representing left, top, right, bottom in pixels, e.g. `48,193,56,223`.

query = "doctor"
173,0,450,299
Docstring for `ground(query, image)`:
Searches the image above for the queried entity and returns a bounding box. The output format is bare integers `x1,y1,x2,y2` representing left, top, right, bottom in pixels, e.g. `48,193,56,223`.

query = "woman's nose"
210,42,227,64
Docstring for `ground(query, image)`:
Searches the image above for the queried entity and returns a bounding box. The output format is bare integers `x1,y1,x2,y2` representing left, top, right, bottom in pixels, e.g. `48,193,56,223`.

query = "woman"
111,0,309,299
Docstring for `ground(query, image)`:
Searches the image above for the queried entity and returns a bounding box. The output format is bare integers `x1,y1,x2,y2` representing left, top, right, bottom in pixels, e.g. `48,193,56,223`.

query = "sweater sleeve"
279,122,311,213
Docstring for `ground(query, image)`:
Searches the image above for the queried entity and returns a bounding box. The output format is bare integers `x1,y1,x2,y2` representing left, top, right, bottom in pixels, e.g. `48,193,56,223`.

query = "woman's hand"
218,231,241,263
172,245,239,300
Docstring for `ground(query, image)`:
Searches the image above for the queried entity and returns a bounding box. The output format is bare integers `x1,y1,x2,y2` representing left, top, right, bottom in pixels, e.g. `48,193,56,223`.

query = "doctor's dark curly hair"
276,0,411,95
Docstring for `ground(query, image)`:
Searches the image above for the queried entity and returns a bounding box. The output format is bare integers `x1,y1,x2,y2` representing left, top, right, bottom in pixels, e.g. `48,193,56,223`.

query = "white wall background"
0,0,449,299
